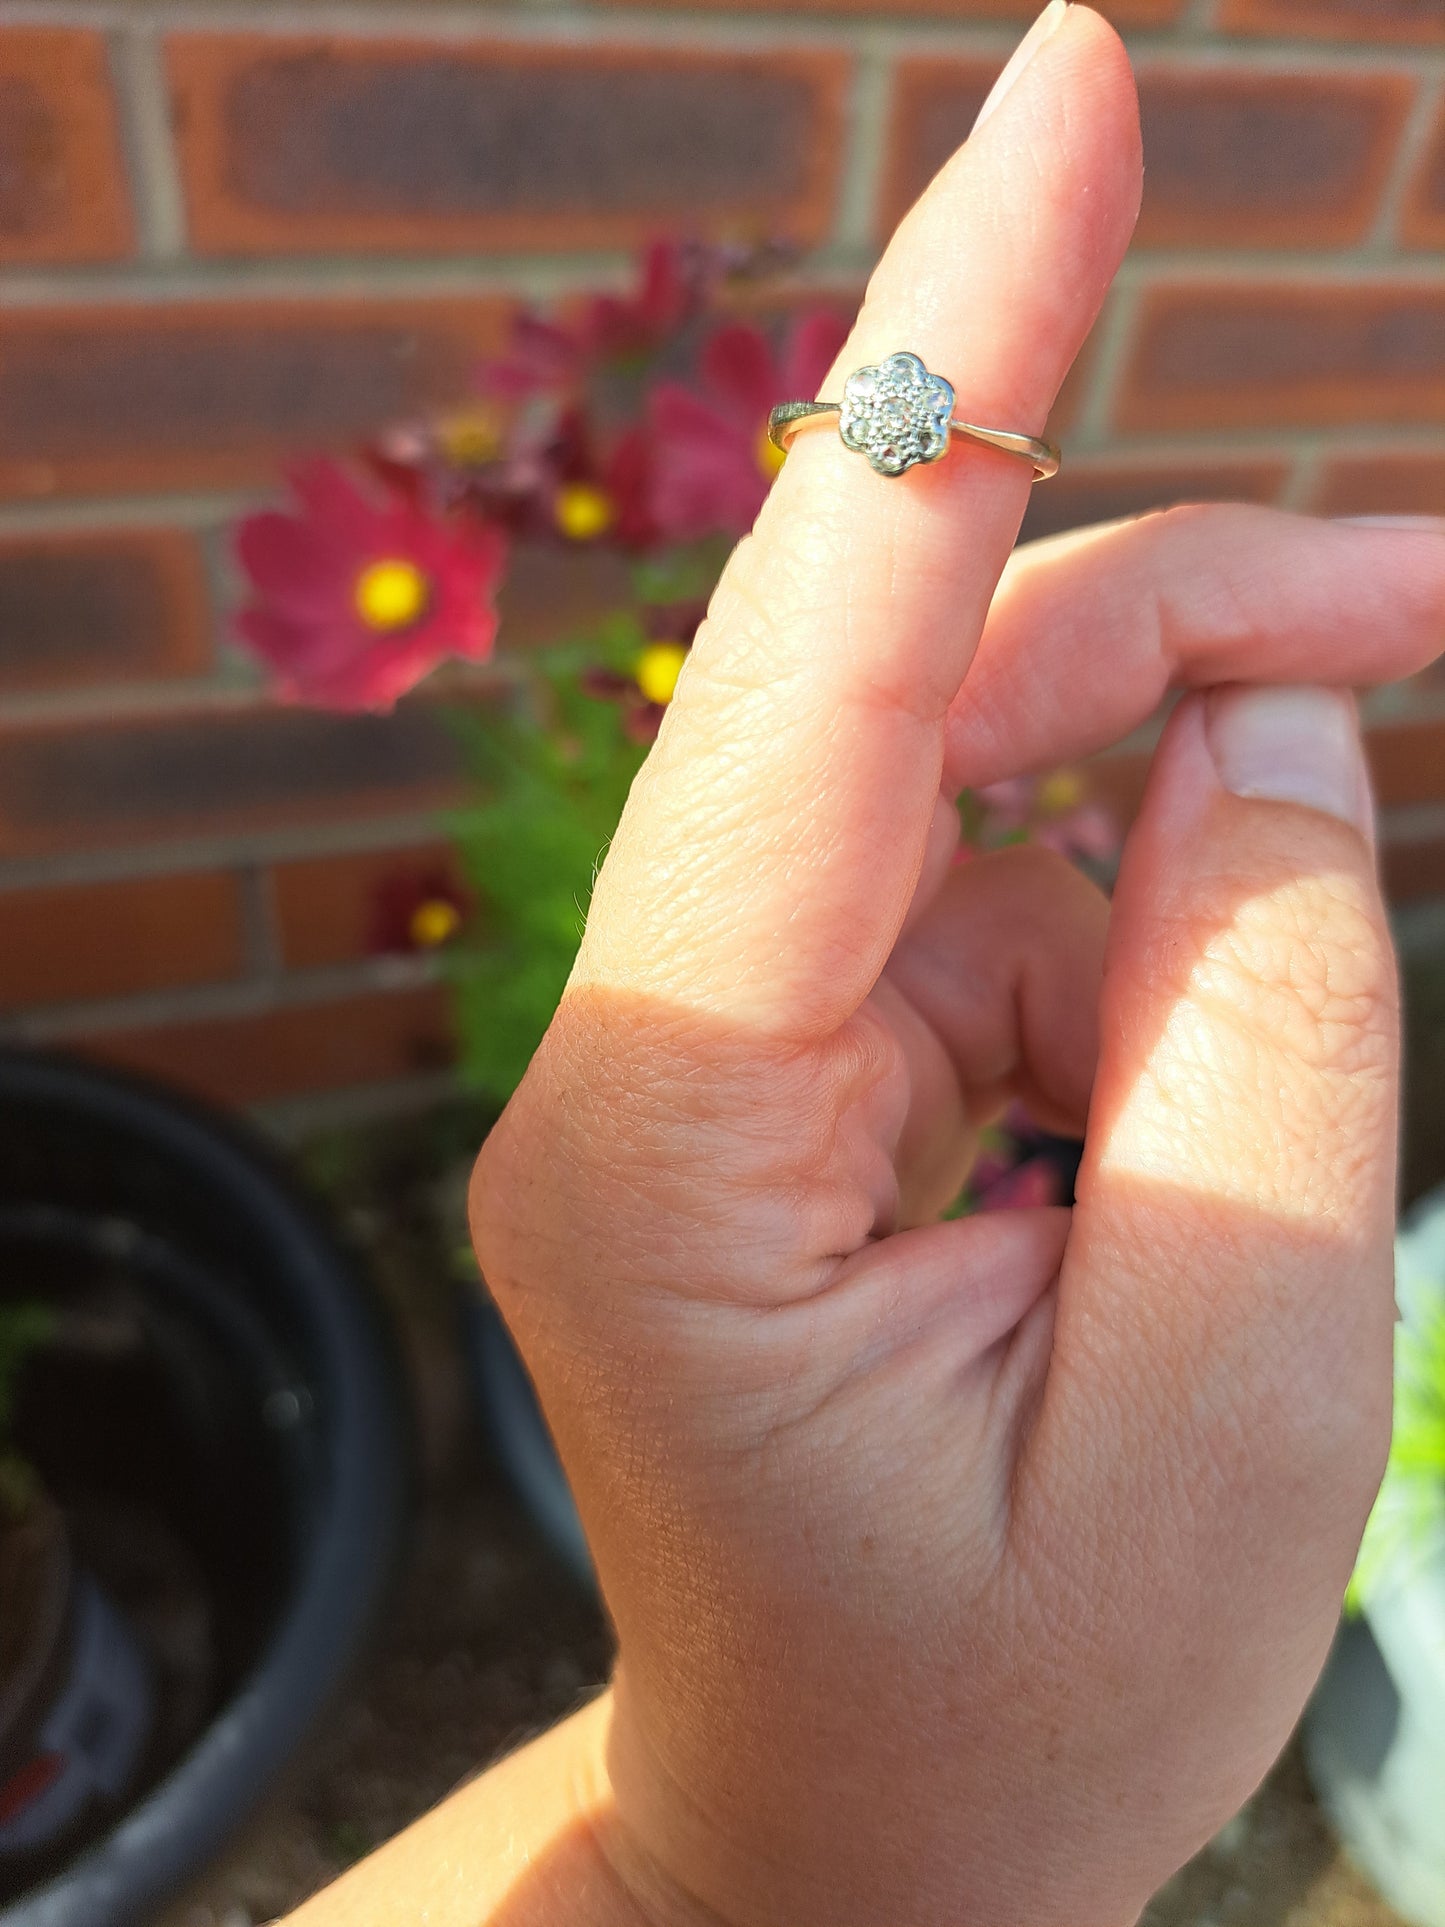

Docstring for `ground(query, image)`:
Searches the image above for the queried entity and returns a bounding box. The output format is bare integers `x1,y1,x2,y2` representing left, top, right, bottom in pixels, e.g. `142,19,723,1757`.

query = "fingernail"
1336,514,1445,533
973,0,1069,131
1206,686,1371,834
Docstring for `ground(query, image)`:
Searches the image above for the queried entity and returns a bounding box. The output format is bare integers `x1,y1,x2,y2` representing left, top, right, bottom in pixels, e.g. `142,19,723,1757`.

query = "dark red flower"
369,867,472,954
582,239,712,363
235,461,507,711
475,311,587,404
476,243,714,404
581,637,691,743
646,309,850,542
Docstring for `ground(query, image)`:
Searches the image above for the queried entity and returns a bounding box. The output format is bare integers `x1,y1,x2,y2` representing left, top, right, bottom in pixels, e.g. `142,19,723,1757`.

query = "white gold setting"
839,352,956,477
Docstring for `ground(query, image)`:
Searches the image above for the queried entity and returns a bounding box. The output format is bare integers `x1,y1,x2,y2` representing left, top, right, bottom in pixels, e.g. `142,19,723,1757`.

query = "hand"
471,8,1445,1924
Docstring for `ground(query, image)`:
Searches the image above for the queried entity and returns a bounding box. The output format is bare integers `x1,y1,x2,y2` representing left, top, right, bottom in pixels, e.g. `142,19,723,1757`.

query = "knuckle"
1149,863,1396,1096
1197,871,1396,1085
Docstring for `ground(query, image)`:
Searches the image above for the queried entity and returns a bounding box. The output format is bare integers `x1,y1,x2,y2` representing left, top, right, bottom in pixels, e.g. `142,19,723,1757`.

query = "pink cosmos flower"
646,309,850,542
235,461,507,711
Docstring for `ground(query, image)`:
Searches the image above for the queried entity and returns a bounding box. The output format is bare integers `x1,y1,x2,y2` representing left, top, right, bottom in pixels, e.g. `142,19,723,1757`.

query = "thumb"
1030,686,1396,1666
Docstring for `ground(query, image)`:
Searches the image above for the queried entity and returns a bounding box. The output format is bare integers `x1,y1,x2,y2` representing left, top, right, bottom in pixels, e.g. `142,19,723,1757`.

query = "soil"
151,1106,1413,1927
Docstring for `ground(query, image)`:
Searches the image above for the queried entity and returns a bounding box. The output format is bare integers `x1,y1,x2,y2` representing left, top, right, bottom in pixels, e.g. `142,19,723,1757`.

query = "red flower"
369,867,472,954
477,242,714,402
581,635,692,744
646,309,850,542
235,461,507,711
583,238,712,363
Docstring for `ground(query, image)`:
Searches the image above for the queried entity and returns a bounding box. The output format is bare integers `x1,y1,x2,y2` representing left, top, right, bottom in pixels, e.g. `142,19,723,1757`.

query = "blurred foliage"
446,619,653,1104
1348,1281,1445,1614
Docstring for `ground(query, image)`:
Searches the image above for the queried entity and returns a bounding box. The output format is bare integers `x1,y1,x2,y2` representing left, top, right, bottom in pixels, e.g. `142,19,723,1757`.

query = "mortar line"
0,814,457,896
253,1069,464,1140
238,859,285,977
1280,438,1325,511
1369,66,1443,251
831,41,894,256
107,24,188,260
12,950,441,1041
0,492,262,536
7,0,1445,73
8,238,1442,311
1069,280,1143,452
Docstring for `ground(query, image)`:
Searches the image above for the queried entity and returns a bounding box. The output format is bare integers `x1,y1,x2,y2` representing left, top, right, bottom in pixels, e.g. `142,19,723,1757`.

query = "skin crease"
281,8,1445,1926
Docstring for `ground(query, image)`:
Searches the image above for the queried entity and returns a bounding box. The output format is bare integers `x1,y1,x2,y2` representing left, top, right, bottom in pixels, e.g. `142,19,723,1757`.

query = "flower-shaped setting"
839,352,956,477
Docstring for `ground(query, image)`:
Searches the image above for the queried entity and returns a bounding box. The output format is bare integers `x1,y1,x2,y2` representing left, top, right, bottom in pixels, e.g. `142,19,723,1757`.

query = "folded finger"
945,505,1445,790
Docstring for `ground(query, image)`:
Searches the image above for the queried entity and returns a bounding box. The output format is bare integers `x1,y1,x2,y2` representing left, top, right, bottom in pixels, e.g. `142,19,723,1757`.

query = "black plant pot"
462,1296,594,1592
0,1049,411,1927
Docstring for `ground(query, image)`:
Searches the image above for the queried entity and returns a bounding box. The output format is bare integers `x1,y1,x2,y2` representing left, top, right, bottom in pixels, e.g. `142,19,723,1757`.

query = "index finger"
577,4,1142,1040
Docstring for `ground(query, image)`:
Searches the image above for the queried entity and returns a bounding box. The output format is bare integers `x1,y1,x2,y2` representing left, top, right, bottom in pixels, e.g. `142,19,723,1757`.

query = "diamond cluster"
839,352,955,477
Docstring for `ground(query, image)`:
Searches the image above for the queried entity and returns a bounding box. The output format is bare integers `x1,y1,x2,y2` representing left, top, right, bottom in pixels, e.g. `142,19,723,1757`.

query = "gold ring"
768,350,1059,482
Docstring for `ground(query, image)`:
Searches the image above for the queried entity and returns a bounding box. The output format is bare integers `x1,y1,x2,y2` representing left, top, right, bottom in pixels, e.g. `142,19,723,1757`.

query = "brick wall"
0,1,1442,1119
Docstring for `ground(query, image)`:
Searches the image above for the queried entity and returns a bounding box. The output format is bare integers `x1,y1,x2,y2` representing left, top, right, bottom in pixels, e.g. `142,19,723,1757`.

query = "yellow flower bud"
355,559,430,633
438,406,502,466
635,641,688,707
409,898,463,949
1037,770,1084,815
554,483,615,542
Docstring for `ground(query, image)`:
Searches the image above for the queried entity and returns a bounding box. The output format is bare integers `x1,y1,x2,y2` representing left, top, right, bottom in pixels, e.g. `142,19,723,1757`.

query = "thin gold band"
768,399,1060,482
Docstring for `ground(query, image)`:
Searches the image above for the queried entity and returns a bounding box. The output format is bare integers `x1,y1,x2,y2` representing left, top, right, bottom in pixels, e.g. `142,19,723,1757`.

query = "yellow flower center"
438,406,502,466
409,898,462,948
1037,770,1084,815
756,422,787,479
635,641,688,707
355,559,430,633
555,483,615,542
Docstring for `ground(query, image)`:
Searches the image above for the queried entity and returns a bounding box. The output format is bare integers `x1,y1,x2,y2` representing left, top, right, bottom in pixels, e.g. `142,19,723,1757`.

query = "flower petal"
235,512,351,616
700,322,778,421
782,308,851,399
286,458,385,548
647,385,766,541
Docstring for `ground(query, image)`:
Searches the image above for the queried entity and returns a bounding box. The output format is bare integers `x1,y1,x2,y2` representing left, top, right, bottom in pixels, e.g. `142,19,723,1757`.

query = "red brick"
1116,283,1445,436
0,30,132,263
1087,717,1445,830
0,531,212,696
74,983,455,1108
876,60,994,237
1220,0,1445,43
0,871,243,1011
1368,718,1445,810
1133,69,1413,249
0,704,464,861
169,35,848,257
1307,452,1445,517
0,299,506,501
1020,455,1290,545
1081,749,1150,830
498,543,636,653
1402,95,1445,248
881,64,1413,248
1383,833,1445,904
272,843,463,970
599,0,1183,22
